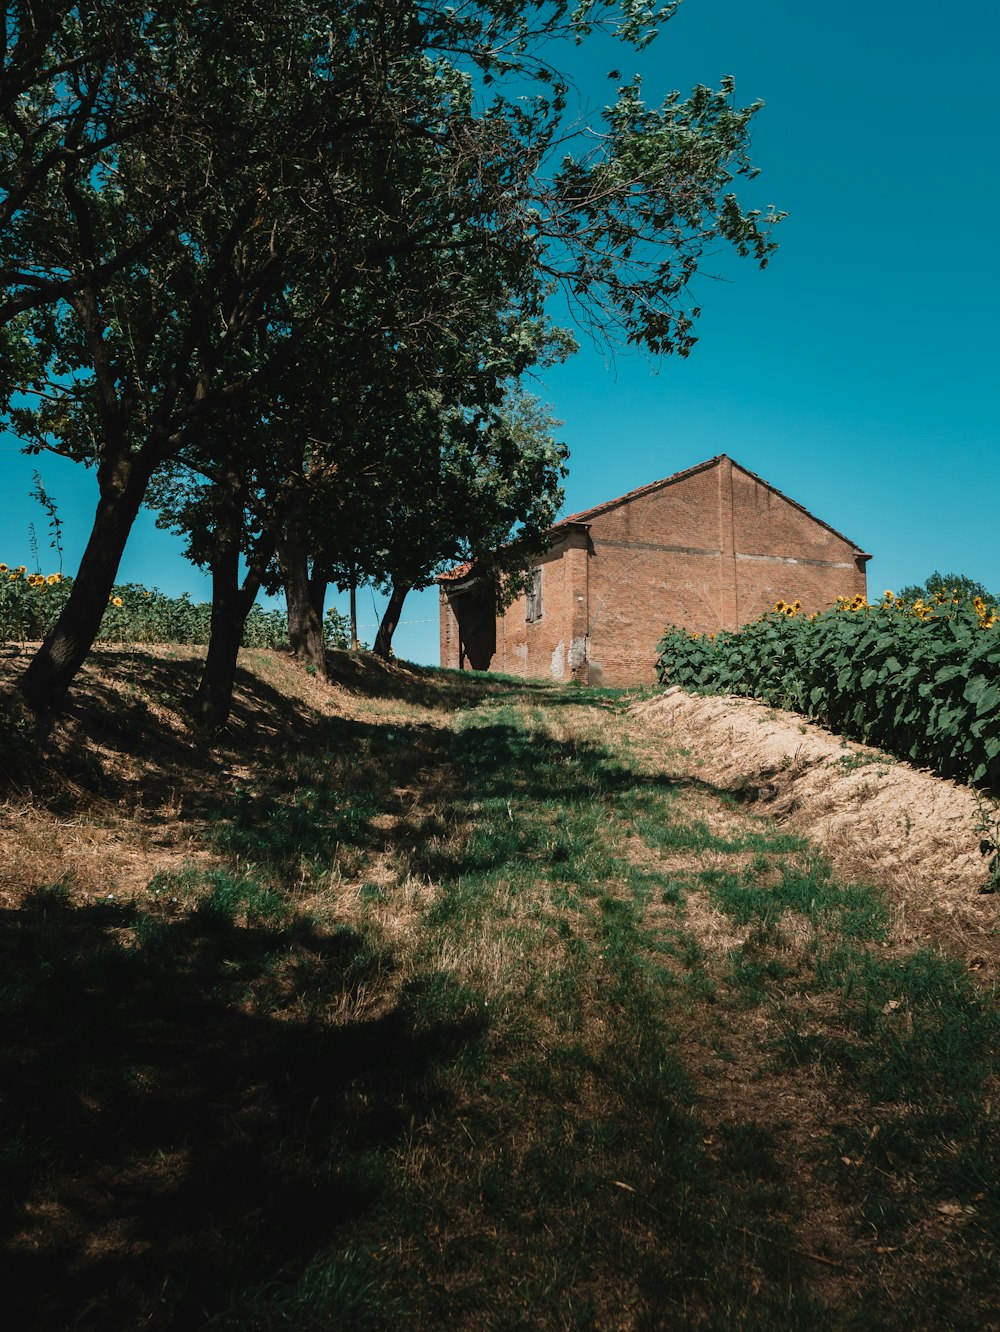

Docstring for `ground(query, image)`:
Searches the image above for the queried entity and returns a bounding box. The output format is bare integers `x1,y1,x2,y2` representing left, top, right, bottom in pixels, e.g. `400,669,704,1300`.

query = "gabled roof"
551,454,724,529
438,453,870,583
552,454,870,556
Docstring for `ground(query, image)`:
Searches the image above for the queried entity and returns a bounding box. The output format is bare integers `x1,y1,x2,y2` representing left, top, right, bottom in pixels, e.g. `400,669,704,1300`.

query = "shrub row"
0,567,350,651
656,594,1000,788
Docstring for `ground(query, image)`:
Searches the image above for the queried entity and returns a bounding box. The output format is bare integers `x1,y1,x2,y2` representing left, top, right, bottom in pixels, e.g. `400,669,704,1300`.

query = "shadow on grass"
1,649,700,907
198,706,694,883
324,651,641,716
0,647,629,810
0,656,736,1328
0,889,487,1330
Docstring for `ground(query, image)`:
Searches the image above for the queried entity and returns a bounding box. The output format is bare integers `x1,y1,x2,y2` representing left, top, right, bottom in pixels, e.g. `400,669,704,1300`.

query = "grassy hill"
1,648,996,1329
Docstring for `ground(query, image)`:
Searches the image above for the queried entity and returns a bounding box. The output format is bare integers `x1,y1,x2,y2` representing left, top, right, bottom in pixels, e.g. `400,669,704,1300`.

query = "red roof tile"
437,560,475,583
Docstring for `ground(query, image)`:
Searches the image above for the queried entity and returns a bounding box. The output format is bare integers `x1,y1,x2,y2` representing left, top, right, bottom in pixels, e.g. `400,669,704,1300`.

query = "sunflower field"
0,566,350,652
656,591,1000,788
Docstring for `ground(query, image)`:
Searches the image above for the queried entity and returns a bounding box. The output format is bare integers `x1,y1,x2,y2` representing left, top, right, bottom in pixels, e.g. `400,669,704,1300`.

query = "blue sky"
3,0,997,665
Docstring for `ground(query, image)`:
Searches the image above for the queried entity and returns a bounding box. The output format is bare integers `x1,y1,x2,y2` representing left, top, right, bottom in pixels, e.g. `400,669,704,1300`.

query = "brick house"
438,454,870,687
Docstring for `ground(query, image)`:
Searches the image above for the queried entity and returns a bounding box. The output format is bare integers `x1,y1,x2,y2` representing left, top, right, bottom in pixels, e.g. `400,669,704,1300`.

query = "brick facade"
439,455,870,687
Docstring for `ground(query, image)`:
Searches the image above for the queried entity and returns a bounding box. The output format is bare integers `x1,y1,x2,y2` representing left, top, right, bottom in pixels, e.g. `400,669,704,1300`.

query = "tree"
0,2,173,330
897,571,998,607
5,1,783,714
147,387,284,728
368,390,567,658
9,0,452,711
148,236,559,719
279,285,571,664
262,217,570,677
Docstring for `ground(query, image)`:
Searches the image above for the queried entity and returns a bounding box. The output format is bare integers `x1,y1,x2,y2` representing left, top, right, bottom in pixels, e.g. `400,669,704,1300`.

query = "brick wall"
440,456,869,686
729,462,868,627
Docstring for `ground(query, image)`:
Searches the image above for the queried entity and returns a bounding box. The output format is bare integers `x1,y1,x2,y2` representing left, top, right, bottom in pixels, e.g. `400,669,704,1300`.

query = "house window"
525,566,543,623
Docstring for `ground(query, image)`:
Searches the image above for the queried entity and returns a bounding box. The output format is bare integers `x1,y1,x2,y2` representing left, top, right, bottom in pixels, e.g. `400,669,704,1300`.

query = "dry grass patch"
1,654,996,1329
633,687,998,976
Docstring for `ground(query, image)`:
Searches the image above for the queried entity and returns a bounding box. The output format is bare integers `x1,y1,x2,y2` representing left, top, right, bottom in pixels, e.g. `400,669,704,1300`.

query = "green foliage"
897,570,998,606
193,871,290,930
705,853,889,941
5,0,784,714
4,664,997,1326
29,472,64,573
323,606,351,651
0,565,335,650
656,595,1000,787
790,943,999,1107
973,791,1000,892
207,1248,407,1331
0,563,46,642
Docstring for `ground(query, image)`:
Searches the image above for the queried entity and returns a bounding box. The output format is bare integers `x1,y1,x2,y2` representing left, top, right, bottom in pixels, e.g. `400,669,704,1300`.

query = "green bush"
0,565,351,652
656,592,1000,788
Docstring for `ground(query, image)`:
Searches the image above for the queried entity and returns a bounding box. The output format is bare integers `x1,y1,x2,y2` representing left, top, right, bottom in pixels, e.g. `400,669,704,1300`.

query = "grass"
0,647,996,1329
705,852,890,940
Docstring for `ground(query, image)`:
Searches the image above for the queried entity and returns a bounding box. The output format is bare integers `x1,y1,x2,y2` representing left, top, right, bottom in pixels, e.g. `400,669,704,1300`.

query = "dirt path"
632,686,998,980
604,692,999,1326
2,655,996,1329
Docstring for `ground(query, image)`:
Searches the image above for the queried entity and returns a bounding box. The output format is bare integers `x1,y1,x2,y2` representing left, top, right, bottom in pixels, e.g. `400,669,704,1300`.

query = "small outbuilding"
438,454,871,687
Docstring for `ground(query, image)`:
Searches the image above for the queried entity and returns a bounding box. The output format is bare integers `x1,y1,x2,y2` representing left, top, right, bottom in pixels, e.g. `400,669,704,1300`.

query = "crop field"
657,592,1000,790
0,649,997,1330
0,565,350,651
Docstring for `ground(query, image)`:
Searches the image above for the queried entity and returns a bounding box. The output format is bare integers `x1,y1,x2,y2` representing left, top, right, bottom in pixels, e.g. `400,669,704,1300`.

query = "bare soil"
632,686,999,980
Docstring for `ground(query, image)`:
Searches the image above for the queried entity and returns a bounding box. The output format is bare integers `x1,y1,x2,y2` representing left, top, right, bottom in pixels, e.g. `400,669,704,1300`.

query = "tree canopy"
897,571,998,608
2,0,784,716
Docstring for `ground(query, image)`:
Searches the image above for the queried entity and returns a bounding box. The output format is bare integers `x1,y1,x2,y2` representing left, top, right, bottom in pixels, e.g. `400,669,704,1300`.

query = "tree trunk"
191,543,262,730
374,582,410,659
349,581,358,650
278,531,326,674
19,455,153,714
307,569,327,628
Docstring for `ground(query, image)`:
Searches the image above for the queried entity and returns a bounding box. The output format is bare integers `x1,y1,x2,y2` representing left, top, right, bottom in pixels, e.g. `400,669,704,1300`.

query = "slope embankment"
633,686,995,971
